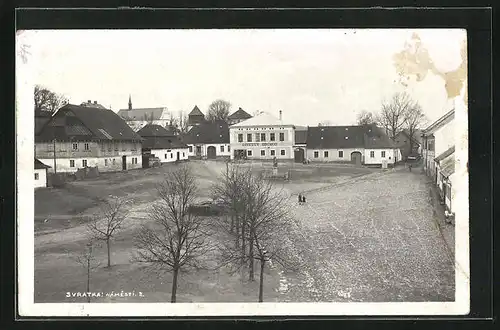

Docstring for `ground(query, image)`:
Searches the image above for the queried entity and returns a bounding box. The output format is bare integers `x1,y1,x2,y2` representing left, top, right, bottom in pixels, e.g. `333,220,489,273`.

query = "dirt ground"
34,160,454,303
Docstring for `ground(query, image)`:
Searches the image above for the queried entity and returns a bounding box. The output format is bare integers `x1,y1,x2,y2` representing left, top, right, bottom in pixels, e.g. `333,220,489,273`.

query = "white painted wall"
187,143,231,158
150,148,189,163
306,148,364,162
229,126,295,160
38,154,143,173
34,168,47,188
364,148,397,165
434,121,455,156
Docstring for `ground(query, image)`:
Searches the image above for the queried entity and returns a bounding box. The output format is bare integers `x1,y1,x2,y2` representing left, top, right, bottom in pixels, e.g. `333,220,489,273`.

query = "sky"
19,29,465,126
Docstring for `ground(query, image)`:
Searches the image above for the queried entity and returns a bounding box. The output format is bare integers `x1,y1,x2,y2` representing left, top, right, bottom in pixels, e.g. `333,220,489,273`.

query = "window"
428,141,435,151
255,133,260,142
105,159,108,166
84,143,89,151
188,146,193,152
183,152,185,157
220,145,225,152
112,159,116,165
314,151,319,158
270,150,275,156
370,151,375,158
228,146,231,152
270,133,275,141
324,151,329,158
247,134,252,142
280,149,286,156
165,154,168,159
82,160,87,167
34,173,39,180
69,160,75,167
279,132,285,141
132,157,138,165
381,151,386,158
171,153,173,158
261,150,265,156
260,133,266,142
338,150,344,158
72,143,78,151
247,150,252,156
238,134,243,142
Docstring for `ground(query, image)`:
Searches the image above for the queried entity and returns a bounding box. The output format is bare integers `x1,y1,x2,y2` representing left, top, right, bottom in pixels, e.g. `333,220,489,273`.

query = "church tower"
128,94,132,110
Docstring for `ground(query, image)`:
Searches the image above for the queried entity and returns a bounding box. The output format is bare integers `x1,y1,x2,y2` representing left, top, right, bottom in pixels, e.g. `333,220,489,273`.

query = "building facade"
187,105,206,130
137,124,189,163
36,104,143,173
182,120,231,159
229,111,295,160
34,158,50,188
394,129,422,160
117,95,171,132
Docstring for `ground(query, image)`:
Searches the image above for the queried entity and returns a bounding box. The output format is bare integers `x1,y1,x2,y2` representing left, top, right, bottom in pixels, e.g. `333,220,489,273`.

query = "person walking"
298,193,302,205
302,195,306,204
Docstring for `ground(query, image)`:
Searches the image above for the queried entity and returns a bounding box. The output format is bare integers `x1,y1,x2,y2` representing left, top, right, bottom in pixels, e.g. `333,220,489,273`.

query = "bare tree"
134,165,212,303
376,92,417,140
142,112,155,124
72,240,101,302
356,110,375,126
87,196,128,268
207,99,231,122
403,102,426,154
34,85,68,113
169,111,189,134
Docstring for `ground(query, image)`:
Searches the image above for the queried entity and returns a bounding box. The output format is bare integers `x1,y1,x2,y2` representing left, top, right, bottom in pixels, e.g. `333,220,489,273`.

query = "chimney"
94,101,97,104
87,100,91,103
279,110,282,121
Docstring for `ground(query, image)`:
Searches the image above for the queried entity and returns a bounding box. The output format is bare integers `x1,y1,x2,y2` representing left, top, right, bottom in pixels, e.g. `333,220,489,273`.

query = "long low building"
306,124,401,166
137,124,189,163
182,120,231,159
229,111,295,160
35,104,144,173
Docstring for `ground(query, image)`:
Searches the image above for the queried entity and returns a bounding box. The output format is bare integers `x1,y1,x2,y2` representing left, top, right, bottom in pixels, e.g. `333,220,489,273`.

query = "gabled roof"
422,109,454,136
228,107,252,120
117,107,167,121
141,136,188,150
36,104,143,142
137,124,175,137
435,146,455,163
181,120,229,144
35,158,50,169
439,155,455,178
230,111,293,127
294,130,308,145
307,124,395,149
80,101,107,109
189,105,204,117
396,129,423,145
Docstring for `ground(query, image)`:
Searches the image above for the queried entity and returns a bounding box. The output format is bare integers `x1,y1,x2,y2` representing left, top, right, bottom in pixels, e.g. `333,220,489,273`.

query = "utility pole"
53,138,57,174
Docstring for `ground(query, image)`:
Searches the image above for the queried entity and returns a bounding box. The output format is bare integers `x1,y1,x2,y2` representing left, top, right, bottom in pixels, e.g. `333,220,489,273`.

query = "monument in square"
272,156,278,176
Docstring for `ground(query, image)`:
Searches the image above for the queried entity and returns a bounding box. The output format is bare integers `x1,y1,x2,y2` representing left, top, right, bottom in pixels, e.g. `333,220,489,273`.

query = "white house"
117,95,171,132
182,120,231,159
137,124,189,163
34,158,50,188
435,146,455,214
306,124,400,166
35,103,143,173
229,111,295,160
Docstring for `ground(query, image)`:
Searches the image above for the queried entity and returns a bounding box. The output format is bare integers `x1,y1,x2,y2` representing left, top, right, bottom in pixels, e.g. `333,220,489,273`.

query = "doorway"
294,148,305,163
122,156,127,170
350,151,362,166
177,151,180,161
207,146,217,159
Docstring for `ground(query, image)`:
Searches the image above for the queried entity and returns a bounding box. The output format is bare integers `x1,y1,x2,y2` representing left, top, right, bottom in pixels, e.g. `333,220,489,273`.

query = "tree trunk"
248,234,254,281
241,220,246,268
230,215,234,234
86,258,91,303
106,239,111,267
258,258,265,302
235,215,240,249
171,267,179,303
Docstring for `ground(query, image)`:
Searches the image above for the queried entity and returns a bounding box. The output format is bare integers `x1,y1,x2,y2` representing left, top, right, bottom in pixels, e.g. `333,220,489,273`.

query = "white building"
434,146,455,214
182,120,231,159
137,124,189,163
35,104,143,173
117,95,171,132
306,124,401,166
229,111,295,160
34,158,50,188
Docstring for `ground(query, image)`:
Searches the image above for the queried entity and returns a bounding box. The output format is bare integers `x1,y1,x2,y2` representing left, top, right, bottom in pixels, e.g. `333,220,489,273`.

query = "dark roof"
228,108,252,120
117,107,166,120
189,105,204,117
80,101,107,109
35,116,51,135
142,136,188,150
396,129,423,145
35,158,50,169
294,130,308,145
422,109,454,136
440,155,455,178
435,146,455,163
137,124,174,137
181,120,229,144
307,124,395,149
36,104,143,142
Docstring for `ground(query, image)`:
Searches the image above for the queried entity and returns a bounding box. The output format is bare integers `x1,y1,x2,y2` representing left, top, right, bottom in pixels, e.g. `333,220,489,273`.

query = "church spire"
128,94,132,110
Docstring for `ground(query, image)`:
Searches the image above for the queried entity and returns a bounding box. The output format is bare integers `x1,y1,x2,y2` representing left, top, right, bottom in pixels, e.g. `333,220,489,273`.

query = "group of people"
298,193,307,205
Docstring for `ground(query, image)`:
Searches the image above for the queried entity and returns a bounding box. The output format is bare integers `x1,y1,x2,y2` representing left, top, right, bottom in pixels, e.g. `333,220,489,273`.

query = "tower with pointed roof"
128,94,132,110
187,105,206,129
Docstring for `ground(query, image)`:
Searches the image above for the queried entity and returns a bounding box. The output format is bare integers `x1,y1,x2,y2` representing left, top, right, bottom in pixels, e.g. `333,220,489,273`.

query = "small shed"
35,158,50,188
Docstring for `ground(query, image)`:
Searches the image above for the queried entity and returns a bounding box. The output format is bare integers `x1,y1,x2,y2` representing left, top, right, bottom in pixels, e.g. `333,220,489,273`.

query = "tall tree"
87,196,128,268
34,85,68,113
169,111,189,134
356,110,375,126
134,165,212,303
403,102,426,154
71,239,101,302
377,92,416,140
207,99,231,122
